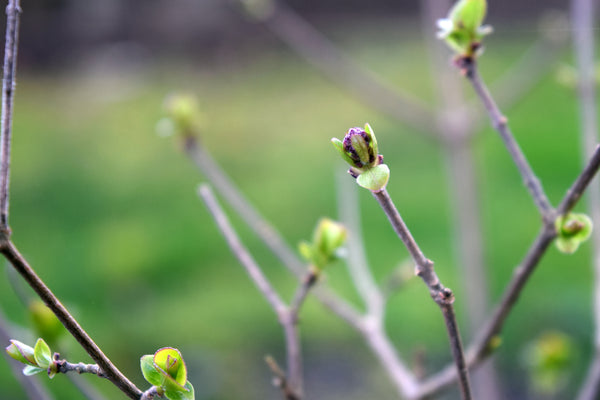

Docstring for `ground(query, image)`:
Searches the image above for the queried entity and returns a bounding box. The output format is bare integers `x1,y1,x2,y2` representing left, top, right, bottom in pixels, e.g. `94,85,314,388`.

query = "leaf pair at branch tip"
6,338,57,378
554,213,592,254
157,94,203,138
437,0,492,59
141,347,195,400
299,218,347,271
331,123,390,192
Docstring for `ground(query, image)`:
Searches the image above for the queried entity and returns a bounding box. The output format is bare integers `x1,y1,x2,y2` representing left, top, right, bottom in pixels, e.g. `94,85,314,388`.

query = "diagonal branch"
199,184,305,399
232,0,437,135
371,188,472,400
464,60,553,221
0,237,143,399
417,145,600,398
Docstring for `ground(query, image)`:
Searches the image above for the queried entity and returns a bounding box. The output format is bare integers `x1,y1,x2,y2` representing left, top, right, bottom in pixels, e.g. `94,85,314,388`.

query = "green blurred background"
0,1,597,399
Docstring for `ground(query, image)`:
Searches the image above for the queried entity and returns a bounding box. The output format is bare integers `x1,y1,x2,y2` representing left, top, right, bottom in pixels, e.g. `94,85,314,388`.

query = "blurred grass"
0,17,596,399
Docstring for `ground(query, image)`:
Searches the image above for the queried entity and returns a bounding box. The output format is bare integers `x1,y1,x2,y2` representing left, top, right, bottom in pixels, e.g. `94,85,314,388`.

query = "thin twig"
55,358,106,377
371,188,472,400
417,146,600,398
140,386,159,400
197,184,287,317
464,59,553,221
198,184,306,399
571,0,600,397
184,137,364,329
0,0,20,230
0,237,143,399
421,0,502,395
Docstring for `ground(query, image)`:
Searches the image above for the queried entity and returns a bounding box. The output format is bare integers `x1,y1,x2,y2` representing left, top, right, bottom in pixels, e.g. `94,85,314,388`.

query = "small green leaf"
555,213,593,254
23,365,44,376
141,354,164,387
165,381,195,400
154,348,187,388
450,0,487,33
356,164,390,192
298,241,313,263
6,340,37,366
33,338,52,369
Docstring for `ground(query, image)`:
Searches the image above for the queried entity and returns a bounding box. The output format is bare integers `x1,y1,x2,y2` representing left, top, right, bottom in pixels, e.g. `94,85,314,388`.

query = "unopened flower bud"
331,123,390,191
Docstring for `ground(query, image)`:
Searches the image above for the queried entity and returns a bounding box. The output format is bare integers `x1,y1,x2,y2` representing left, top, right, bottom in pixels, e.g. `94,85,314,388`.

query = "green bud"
555,213,592,254
525,331,573,395
141,347,194,399
299,218,347,270
6,340,37,366
29,300,65,348
33,338,52,370
163,94,202,137
331,123,390,192
437,0,491,57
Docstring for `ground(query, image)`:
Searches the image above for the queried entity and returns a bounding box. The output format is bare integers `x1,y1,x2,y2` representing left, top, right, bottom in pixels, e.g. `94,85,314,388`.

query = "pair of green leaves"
437,0,492,58
299,218,347,271
555,213,593,254
141,347,195,400
6,338,57,378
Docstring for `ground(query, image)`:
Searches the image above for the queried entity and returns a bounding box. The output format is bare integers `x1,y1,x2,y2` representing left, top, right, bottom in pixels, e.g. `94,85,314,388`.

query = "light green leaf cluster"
554,213,593,254
157,94,203,138
141,347,195,400
299,218,347,271
437,0,492,58
6,338,57,378
331,123,390,192
524,331,573,395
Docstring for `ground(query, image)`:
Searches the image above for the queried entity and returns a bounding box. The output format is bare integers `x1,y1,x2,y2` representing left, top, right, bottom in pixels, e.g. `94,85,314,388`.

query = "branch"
198,184,306,399
55,358,106,378
336,170,383,318
183,137,363,329
570,0,600,397
417,146,600,398
464,59,553,221
0,0,20,230
371,189,472,400
232,0,437,135
0,238,143,399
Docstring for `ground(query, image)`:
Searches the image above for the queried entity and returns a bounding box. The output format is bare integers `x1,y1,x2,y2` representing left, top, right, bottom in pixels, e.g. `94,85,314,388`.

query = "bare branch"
571,0,600,397
0,238,143,399
183,137,364,329
371,189,472,400
199,184,306,398
464,59,553,220
417,146,600,398
0,0,20,230
198,184,287,316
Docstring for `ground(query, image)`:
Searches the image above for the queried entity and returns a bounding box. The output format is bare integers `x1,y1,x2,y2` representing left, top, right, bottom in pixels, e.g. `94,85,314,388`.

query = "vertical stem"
0,0,20,230
572,0,600,398
371,189,472,400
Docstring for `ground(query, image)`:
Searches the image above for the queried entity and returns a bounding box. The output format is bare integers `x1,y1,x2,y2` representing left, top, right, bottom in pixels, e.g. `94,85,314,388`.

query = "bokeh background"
0,0,597,399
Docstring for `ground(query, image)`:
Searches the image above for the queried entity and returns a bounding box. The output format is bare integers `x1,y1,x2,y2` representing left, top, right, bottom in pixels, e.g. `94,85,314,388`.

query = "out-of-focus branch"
571,0,600,397
417,145,600,398
336,171,383,318
232,0,437,135
199,184,310,399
